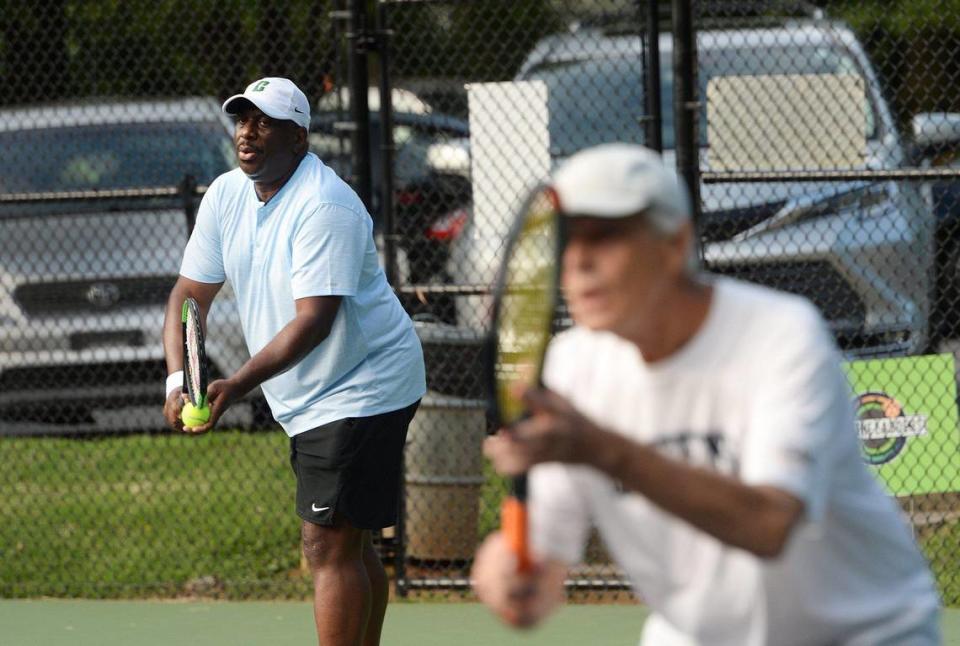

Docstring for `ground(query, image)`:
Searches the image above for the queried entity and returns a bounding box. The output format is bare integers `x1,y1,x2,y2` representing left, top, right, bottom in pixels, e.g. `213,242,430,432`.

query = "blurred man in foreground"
473,143,940,645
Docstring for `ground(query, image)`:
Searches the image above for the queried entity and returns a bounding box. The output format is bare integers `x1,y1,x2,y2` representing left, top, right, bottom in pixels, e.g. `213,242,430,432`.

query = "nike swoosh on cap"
311,503,330,513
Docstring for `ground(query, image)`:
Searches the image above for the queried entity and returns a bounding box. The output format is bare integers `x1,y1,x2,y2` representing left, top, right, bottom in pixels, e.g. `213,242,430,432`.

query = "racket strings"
184,306,204,406
494,189,562,426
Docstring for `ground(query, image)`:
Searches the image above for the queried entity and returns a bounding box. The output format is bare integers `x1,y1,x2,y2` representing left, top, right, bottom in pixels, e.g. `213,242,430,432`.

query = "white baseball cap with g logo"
222,77,311,129
552,143,691,234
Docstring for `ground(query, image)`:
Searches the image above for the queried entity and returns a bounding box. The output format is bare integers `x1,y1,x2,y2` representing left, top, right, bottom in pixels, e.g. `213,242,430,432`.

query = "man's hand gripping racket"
486,185,564,574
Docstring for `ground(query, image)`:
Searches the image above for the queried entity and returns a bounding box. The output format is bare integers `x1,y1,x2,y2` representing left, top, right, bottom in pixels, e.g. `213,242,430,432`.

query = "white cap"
222,77,310,129
552,143,691,233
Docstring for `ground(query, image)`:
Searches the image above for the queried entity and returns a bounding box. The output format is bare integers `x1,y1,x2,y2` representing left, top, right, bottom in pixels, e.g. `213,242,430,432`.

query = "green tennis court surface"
3,601,640,646
3,601,960,646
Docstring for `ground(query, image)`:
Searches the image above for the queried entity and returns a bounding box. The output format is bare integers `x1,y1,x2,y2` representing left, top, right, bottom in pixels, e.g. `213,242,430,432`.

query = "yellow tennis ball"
181,403,211,427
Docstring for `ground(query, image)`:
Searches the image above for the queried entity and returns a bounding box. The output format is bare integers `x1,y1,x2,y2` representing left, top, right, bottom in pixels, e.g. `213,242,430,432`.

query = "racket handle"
501,496,532,573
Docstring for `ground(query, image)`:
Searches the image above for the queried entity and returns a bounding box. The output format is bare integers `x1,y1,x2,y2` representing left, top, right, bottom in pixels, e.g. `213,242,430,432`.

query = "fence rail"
702,168,960,183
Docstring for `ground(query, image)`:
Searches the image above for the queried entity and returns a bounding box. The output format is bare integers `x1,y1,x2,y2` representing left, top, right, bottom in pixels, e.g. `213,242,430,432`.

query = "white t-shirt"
180,153,425,436
531,277,939,646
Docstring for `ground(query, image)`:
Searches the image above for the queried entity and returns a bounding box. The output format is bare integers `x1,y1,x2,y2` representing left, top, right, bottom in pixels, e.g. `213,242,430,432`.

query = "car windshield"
527,44,878,156
0,121,235,193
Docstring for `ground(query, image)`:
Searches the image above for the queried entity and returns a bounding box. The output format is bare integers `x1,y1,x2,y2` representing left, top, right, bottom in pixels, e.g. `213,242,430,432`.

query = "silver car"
0,98,253,434
512,20,960,357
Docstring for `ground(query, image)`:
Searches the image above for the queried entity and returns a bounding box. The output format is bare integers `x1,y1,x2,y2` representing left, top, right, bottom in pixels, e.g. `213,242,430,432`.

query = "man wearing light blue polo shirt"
161,77,425,646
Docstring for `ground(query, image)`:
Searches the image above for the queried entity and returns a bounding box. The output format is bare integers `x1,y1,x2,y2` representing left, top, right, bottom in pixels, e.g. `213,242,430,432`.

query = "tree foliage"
0,0,956,127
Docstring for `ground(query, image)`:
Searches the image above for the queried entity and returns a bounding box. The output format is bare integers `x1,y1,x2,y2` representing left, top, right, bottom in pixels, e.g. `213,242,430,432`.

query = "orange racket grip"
501,496,532,573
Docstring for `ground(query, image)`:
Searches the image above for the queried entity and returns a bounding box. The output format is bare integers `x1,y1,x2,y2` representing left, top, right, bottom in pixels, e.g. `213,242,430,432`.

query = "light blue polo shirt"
180,153,425,436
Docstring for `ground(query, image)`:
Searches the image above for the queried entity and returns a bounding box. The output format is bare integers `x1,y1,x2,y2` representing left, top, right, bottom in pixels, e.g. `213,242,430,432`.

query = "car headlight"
734,182,895,240
790,182,893,224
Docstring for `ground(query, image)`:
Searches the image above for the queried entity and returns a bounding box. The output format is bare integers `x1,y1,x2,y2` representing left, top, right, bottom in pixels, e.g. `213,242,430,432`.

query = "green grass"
0,431,309,599
479,460,509,539
5,432,960,605
921,520,960,606
0,431,511,600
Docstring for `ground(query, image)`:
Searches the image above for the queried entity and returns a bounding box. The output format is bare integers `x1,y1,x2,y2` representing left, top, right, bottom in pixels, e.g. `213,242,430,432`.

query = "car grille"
0,361,170,427
709,261,866,326
0,360,168,392
13,275,177,316
700,200,787,242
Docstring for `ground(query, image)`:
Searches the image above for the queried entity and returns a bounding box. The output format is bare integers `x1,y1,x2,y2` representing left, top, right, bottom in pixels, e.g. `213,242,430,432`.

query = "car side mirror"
911,112,960,153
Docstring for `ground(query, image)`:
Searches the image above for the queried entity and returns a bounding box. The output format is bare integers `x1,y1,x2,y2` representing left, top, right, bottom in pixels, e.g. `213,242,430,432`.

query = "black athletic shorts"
289,400,420,529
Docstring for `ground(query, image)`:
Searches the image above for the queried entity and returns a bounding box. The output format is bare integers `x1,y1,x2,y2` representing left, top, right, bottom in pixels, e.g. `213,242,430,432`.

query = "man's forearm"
162,283,192,376
230,314,332,396
588,428,802,558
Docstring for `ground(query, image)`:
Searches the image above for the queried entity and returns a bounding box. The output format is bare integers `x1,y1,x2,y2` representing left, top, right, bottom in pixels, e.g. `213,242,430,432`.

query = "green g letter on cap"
252,80,270,92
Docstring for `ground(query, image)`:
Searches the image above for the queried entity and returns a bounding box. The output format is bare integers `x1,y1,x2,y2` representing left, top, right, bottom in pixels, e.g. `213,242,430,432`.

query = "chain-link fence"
3,0,960,606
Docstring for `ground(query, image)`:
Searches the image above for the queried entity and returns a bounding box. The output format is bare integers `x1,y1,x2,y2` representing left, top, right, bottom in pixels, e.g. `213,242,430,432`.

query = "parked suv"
0,98,252,434
507,20,960,356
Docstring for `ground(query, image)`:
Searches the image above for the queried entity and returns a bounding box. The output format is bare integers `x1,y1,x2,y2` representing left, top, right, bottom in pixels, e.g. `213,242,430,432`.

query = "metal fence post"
377,2,398,289
643,0,663,153
180,174,199,236
373,1,408,597
348,0,373,211
671,0,701,233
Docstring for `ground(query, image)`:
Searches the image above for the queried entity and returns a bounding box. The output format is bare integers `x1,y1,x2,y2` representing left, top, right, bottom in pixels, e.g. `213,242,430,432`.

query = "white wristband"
166,371,184,397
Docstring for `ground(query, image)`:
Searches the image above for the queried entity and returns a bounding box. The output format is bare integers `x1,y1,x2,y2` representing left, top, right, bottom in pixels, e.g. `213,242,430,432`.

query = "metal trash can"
415,322,486,399
404,392,486,562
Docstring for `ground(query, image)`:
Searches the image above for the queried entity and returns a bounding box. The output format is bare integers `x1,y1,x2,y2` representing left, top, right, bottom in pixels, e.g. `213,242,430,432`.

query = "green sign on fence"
844,353,960,496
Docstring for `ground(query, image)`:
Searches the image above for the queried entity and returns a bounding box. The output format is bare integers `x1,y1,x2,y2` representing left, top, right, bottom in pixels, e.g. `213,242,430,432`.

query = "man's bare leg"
361,530,389,646
302,518,369,646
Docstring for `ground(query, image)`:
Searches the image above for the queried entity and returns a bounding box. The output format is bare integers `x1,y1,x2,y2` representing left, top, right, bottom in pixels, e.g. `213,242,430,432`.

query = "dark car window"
0,122,235,193
526,43,878,156
309,112,468,186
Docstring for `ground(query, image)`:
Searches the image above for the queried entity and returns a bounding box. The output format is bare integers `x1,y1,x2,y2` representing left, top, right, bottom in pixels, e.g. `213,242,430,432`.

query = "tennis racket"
181,297,210,422
486,184,565,573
